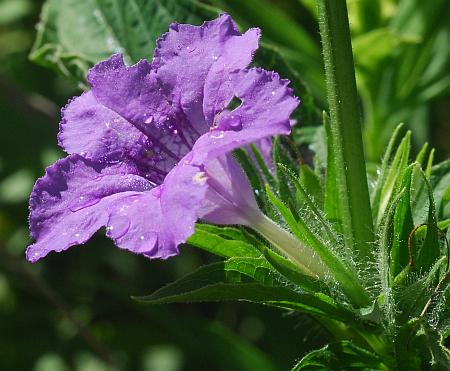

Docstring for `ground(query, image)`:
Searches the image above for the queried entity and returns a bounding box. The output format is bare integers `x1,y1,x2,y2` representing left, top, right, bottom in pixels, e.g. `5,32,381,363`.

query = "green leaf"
371,123,405,226
390,165,415,280
188,224,262,258
280,164,338,245
30,0,219,86
249,143,277,190
292,341,385,370
353,28,408,75
430,160,450,218
373,128,411,227
299,164,324,210
272,136,296,207
395,257,446,324
395,319,428,370
377,188,405,330
415,142,429,166
233,148,271,215
422,323,450,370
136,257,355,321
416,169,441,272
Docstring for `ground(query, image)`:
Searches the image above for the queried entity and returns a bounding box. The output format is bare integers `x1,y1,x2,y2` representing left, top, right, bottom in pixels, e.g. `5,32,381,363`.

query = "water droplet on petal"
212,55,218,61
69,195,101,212
271,91,275,96
210,130,224,139
145,116,154,124
186,45,196,53
107,214,130,239
227,115,242,130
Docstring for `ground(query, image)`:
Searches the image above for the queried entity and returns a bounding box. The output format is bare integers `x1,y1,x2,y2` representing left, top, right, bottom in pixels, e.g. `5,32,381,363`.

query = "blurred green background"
0,0,449,370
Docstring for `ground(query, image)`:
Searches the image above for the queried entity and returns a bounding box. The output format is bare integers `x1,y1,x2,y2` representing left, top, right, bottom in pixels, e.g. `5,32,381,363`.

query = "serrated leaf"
188,224,262,258
292,341,384,370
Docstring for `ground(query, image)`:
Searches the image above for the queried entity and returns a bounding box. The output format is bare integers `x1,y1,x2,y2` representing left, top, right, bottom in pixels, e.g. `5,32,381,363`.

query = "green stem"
250,213,329,278
317,0,374,262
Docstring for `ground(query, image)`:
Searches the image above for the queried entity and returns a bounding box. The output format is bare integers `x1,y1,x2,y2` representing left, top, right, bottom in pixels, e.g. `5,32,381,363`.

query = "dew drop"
210,130,224,139
212,55,218,61
271,91,275,96
186,45,196,53
144,116,154,124
69,196,101,212
227,115,242,130
107,215,130,239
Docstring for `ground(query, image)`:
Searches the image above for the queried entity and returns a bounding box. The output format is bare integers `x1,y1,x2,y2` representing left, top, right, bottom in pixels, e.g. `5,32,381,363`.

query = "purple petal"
87,54,196,171
197,154,259,225
27,155,154,262
104,160,208,258
59,91,150,163
192,68,299,164
153,13,260,128
27,154,208,262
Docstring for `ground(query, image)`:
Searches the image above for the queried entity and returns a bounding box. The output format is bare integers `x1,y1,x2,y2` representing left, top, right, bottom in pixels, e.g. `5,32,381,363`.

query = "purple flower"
26,14,299,263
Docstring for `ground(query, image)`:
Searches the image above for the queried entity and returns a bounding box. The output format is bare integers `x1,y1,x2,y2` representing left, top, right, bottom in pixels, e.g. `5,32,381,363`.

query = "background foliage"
0,0,449,370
